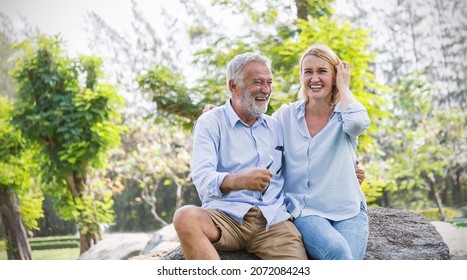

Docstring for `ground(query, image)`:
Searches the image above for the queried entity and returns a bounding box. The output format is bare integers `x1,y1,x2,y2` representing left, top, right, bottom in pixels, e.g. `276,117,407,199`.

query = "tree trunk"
79,228,100,254
65,172,101,255
0,187,32,260
429,180,446,221
295,0,308,21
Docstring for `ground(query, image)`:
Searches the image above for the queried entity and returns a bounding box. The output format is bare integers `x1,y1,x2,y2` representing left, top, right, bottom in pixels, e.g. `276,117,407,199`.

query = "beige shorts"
206,207,307,260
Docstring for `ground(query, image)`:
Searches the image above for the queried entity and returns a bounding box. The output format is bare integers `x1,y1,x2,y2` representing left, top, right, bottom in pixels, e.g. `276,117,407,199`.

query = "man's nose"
261,82,271,93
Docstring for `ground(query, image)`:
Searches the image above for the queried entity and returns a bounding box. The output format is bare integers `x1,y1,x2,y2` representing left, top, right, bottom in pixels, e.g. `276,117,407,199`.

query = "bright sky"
0,0,234,56
0,0,410,88
1,0,132,54
0,0,396,52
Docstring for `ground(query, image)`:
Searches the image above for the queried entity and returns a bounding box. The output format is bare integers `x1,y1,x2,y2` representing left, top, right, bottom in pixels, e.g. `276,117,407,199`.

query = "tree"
0,11,40,100
0,96,44,260
0,14,44,260
0,14,16,100
84,0,206,230
10,35,125,254
346,0,466,108
106,116,197,230
340,0,467,212
84,0,209,118
378,74,466,219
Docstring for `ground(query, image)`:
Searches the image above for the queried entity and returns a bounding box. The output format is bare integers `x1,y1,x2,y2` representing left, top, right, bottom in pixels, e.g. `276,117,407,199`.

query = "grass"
0,237,80,260
447,218,467,228
0,248,80,260
32,247,80,260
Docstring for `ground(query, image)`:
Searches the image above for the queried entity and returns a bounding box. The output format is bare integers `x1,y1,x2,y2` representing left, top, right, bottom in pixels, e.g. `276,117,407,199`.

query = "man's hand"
356,160,365,185
221,168,272,193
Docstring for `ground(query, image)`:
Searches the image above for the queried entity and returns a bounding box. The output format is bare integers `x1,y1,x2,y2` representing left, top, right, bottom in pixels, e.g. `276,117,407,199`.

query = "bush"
30,240,80,250
447,218,467,228
417,207,460,221
28,236,80,250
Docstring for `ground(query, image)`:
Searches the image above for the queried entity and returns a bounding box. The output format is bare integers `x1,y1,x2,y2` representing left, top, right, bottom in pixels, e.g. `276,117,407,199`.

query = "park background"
0,0,465,260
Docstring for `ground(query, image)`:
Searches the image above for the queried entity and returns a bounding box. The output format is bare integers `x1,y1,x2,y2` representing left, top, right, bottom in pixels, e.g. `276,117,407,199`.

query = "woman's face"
301,55,335,101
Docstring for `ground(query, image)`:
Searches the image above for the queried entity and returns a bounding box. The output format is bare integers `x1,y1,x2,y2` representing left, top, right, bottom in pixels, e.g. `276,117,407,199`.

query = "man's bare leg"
173,205,222,259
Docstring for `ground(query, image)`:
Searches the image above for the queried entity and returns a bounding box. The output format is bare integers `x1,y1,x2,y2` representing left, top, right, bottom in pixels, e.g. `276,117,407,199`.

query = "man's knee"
174,205,197,230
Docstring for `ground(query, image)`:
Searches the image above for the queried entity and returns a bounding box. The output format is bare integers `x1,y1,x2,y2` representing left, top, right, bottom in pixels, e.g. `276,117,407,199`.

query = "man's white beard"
239,89,269,118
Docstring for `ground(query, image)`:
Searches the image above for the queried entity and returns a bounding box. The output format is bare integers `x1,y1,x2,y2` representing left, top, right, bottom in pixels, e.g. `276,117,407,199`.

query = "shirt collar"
295,100,307,119
295,100,342,119
225,98,267,128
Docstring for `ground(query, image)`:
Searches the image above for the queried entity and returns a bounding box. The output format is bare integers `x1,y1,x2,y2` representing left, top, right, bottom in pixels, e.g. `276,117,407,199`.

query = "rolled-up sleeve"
191,116,226,200
341,102,370,137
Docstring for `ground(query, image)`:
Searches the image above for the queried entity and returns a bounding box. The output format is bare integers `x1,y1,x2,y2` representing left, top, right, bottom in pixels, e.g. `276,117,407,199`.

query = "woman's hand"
336,61,351,92
336,61,356,108
202,104,217,114
356,160,365,185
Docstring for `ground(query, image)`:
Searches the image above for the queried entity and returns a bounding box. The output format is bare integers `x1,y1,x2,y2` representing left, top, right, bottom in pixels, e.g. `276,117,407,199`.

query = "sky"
0,0,398,56
0,0,245,90
2,0,126,54
0,0,239,56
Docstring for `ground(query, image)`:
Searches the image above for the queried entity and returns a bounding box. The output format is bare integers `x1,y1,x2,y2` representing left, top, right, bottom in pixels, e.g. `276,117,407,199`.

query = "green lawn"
32,247,80,260
0,247,80,260
0,237,80,260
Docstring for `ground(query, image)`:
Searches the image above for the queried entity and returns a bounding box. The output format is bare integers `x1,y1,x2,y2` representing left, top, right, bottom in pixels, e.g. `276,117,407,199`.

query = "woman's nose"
310,74,319,82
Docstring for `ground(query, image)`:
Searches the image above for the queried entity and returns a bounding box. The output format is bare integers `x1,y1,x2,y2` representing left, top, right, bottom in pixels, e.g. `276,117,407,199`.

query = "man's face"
233,62,273,119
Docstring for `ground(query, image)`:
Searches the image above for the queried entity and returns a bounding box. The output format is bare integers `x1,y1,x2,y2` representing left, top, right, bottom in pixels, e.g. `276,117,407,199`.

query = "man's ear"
228,80,236,92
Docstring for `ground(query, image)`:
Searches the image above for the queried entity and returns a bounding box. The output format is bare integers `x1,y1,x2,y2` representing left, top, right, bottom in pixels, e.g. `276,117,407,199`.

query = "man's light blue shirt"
191,99,290,229
272,100,370,221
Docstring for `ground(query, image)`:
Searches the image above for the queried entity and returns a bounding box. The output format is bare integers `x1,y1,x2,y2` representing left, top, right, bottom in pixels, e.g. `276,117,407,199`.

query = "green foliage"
0,97,28,188
374,73,466,211
28,236,80,250
10,34,125,241
416,208,460,222
52,175,115,236
105,116,198,230
11,37,124,179
109,178,158,232
136,65,202,129
0,96,44,232
33,195,77,237
447,218,467,229
304,0,335,18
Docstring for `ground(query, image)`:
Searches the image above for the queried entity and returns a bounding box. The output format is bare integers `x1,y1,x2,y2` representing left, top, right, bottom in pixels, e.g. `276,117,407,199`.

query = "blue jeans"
294,203,368,260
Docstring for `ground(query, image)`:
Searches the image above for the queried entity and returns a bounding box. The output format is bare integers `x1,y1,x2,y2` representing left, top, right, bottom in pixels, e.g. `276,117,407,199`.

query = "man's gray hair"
226,52,271,94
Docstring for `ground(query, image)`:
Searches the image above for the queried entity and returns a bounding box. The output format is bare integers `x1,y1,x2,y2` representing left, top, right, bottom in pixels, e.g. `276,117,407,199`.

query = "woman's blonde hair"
298,43,342,106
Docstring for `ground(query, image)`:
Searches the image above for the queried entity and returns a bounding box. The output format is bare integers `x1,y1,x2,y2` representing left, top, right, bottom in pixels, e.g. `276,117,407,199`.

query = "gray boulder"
129,223,181,260
136,207,450,260
140,223,180,255
78,233,150,260
365,207,449,260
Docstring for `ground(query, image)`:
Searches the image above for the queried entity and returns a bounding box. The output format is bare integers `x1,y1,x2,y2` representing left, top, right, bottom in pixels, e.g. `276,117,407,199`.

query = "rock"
135,207,450,260
365,207,449,260
139,224,180,255
78,233,150,260
131,241,181,260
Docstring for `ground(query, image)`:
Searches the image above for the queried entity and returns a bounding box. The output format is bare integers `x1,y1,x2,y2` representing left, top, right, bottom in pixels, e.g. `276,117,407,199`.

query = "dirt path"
432,221,467,260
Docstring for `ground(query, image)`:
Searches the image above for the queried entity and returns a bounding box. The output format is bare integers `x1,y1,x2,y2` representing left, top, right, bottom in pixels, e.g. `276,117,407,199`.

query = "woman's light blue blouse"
272,100,370,221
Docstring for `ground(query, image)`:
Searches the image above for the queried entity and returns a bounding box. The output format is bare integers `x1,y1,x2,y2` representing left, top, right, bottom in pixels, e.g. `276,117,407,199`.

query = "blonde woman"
272,43,370,259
